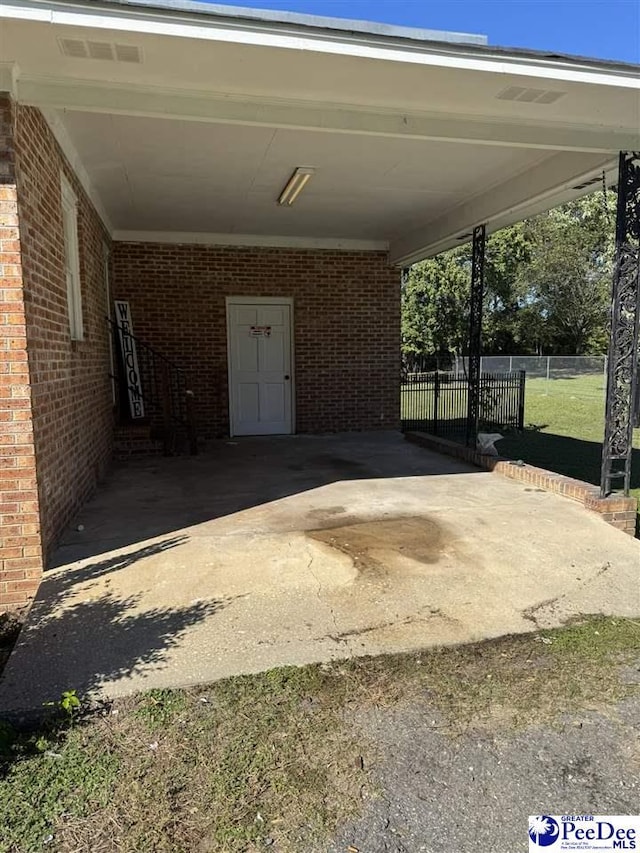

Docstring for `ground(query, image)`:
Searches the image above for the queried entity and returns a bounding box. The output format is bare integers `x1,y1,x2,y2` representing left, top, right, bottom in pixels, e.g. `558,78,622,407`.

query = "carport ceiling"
58,110,554,239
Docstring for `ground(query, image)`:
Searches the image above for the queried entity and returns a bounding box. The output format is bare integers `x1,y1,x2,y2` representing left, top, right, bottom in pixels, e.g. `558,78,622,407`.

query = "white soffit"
391,154,618,264
40,107,114,231
14,77,640,155
1,1,638,89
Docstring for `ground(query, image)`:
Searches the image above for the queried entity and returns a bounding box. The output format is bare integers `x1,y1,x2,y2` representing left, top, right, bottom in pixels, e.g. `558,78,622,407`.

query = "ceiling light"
278,167,315,206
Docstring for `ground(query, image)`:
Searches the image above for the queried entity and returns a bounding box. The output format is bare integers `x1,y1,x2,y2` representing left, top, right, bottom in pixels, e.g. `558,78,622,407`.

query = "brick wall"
0,99,114,610
112,243,400,437
0,97,42,610
16,105,114,561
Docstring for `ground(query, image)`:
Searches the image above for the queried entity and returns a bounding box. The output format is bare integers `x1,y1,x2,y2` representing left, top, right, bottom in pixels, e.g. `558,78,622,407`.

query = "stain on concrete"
306,506,347,520
309,454,374,478
308,516,446,577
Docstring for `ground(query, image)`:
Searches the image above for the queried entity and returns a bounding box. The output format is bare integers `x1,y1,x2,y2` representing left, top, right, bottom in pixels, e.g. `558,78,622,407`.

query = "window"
60,174,83,341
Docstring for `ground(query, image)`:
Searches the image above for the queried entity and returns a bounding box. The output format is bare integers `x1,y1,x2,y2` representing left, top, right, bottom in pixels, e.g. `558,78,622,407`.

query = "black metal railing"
401,369,526,439
109,318,198,456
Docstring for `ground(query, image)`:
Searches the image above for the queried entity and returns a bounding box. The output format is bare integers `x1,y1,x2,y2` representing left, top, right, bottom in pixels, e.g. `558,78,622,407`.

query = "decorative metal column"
600,151,640,497
466,224,486,446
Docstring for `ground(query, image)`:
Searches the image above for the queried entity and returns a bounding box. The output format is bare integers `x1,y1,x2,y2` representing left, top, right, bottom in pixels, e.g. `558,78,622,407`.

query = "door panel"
235,306,259,325
262,382,286,423
262,331,285,373
228,301,293,436
235,331,259,372
262,306,287,325
237,382,260,424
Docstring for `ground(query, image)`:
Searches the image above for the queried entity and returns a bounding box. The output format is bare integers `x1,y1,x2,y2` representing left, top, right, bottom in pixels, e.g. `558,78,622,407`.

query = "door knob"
284,375,290,380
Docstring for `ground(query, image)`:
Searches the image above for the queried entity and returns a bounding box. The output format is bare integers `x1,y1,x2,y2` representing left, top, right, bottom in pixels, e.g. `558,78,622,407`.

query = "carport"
1,431,639,715
0,0,639,651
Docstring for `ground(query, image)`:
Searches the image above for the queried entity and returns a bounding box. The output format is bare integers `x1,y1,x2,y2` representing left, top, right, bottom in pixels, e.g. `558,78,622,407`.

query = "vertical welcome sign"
114,300,145,419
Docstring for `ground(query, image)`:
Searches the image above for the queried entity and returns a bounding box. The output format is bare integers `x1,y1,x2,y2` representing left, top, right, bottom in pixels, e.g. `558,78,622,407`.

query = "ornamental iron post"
600,151,640,497
466,224,486,446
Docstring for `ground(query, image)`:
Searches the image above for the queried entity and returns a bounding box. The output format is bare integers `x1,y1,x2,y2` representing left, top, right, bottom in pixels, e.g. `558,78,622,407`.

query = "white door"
227,300,293,436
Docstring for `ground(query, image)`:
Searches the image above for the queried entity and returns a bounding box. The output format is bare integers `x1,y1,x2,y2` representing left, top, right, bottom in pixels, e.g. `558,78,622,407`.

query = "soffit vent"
58,38,142,63
496,86,566,105
87,41,115,61
58,38,88,58
114,43,143,63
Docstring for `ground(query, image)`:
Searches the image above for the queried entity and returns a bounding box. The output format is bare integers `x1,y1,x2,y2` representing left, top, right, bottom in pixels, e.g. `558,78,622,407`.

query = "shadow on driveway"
0,538,232,718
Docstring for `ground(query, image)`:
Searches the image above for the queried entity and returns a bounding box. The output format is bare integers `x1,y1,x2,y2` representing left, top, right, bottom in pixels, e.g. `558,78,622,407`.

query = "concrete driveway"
1,431,639,717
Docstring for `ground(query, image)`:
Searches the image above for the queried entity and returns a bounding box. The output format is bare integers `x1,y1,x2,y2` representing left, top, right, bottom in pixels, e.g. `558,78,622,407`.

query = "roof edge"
52,0,490,47
9,0,640,76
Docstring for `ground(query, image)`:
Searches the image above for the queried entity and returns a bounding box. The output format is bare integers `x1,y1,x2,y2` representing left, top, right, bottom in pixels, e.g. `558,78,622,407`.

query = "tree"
483,224,532,353
520,192,614,354
401,251,469,361
401,188,616,358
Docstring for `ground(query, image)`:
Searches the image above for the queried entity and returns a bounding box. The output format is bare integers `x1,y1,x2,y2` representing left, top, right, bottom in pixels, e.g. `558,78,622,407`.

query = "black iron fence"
401,369,526,438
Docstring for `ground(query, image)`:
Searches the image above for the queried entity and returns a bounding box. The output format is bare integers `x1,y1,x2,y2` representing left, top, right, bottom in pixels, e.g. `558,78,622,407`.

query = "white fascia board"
112,231,389,252
390,153,618,265
1,2,639,89
39,107,113,233
17,77,640,154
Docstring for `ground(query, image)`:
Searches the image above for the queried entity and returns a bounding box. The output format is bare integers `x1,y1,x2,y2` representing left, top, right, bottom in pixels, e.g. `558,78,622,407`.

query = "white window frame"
60,173,83,341
103,241,116,402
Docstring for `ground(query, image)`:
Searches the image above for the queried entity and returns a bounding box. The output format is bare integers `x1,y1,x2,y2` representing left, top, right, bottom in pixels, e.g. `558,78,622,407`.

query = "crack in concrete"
522,597,560,627
304,544,347,653
521,562,614,628
325,607,456,644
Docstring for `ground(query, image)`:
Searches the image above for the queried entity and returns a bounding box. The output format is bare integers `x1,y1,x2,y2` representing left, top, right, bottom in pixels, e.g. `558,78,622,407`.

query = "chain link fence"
450,355,608,399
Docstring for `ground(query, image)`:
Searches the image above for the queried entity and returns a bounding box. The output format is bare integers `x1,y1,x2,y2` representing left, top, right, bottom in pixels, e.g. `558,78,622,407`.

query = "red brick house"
0,0,638,609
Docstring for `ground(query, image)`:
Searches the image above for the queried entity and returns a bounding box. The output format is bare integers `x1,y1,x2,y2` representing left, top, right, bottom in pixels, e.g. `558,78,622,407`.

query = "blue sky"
202,0,640,64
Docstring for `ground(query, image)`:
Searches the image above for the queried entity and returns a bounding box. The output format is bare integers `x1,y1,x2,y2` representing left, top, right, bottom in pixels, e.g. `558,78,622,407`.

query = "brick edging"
405,431,638,537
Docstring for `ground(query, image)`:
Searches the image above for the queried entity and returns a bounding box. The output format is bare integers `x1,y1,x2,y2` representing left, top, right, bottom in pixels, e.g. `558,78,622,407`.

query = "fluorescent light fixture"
278,167,315,206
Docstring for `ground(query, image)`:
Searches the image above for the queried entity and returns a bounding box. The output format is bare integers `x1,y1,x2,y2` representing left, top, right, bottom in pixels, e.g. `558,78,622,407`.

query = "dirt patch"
308,516,446,577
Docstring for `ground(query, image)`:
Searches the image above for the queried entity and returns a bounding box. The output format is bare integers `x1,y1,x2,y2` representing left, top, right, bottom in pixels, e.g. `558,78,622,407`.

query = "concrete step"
114,422,164,458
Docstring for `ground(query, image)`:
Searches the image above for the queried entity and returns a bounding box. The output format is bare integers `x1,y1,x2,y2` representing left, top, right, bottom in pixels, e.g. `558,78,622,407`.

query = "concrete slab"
1,431,639,718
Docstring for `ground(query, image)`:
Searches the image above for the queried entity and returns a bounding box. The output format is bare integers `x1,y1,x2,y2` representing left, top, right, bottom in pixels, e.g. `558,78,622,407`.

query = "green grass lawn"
1,617,639,853
498,374,640,527
402,372,640,528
